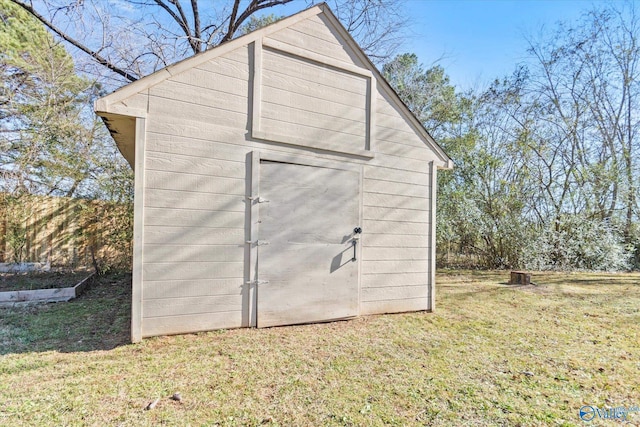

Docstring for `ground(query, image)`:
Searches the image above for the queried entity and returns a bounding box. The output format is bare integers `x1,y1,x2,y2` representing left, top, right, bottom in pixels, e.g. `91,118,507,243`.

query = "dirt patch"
0,271,93,292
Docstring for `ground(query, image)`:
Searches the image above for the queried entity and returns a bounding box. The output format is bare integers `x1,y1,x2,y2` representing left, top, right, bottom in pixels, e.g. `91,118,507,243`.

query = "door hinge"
247,196,270,203
246,240,270,246
246,280,270,285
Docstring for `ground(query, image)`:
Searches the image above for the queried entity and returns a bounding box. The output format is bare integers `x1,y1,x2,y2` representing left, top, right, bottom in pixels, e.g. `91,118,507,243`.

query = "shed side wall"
359,87,434,315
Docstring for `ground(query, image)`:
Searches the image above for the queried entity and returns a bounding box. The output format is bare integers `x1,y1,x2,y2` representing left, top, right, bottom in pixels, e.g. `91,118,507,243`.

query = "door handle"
352,239,357,262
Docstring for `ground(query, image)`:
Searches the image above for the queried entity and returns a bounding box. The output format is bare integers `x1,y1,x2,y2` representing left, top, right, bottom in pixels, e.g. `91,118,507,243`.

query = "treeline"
383,3,640,270
0,0,134,270
3,0,638,271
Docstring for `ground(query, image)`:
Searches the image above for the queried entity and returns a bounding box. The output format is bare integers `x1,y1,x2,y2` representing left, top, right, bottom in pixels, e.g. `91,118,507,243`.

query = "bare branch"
10,0,139,82
224,0,242,44
153,0,195,52
191,0,201,50
12,0,408,83
221,0,292,43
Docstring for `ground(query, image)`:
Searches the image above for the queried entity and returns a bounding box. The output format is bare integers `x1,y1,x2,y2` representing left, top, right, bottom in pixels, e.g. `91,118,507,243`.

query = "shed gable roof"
95,3,452,169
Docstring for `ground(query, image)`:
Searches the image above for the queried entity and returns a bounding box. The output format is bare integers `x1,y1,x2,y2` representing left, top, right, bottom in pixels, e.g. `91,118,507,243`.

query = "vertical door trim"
251,38,263,137
247,151,261,327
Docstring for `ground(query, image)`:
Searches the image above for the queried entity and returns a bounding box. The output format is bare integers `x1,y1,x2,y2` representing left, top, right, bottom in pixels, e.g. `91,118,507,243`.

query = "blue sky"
271,0,611,91
402,0,608,90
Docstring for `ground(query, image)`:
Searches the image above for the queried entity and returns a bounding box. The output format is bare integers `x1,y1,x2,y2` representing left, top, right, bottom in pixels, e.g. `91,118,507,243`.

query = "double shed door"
257,159,361,328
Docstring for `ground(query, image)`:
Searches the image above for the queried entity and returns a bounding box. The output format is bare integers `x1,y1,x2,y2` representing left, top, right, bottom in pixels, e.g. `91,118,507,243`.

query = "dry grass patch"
1,270,639,426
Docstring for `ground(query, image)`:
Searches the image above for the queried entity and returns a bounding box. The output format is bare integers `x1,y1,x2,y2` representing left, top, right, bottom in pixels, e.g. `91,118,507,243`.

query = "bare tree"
525,2,640,243
11,0,408,84
328,0,407,63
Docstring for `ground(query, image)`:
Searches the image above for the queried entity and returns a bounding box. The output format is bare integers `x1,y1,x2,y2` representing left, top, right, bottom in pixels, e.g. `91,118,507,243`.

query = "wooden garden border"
0,273,95,306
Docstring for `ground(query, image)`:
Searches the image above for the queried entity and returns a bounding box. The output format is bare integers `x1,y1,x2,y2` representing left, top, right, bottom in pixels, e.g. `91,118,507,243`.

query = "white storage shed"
95,3,453,342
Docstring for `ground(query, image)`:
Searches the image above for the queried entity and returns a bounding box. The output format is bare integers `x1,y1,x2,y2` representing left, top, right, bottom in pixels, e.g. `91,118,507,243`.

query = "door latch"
246,240,270,246
352,239,357,262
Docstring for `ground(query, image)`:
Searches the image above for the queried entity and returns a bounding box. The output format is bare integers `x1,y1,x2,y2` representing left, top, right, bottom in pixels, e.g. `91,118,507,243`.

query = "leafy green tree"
382,53,461,140
1,0,128,199
238,13,282,35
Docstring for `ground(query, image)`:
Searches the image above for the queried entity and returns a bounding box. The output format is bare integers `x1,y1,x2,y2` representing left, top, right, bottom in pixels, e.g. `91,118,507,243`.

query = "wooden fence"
0,194,132,269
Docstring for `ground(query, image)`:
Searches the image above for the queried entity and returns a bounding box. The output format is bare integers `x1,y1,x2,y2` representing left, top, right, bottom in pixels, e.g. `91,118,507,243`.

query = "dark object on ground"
510,271,531,285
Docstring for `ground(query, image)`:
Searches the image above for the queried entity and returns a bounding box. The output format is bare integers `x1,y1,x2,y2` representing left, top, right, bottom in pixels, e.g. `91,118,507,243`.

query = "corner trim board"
428,160,437,311
132,117,146,342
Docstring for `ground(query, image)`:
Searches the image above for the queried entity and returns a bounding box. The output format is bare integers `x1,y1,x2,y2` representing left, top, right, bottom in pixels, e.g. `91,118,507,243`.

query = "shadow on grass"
541,276,640,286
439,270,640,286
0,272,131,355
438,284,507,301
438,271,640,302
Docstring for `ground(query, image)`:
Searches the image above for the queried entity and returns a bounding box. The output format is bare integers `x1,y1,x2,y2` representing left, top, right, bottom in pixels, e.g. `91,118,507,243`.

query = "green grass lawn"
1,270,638,426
